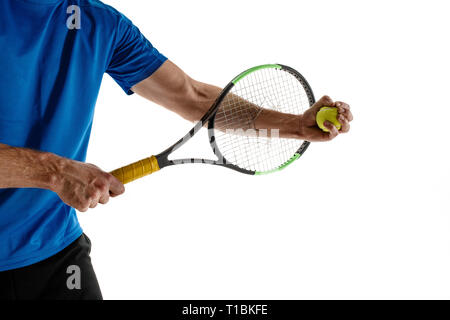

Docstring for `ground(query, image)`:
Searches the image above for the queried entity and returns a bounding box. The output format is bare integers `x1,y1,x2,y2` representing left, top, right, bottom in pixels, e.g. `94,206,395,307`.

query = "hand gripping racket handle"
110,156,160,184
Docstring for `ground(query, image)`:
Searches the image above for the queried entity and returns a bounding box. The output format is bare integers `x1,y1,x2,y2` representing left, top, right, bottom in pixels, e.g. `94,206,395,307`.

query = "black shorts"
0,233,102,300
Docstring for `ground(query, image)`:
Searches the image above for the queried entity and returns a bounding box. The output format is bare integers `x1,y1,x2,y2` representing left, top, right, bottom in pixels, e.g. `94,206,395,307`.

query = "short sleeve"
106,15,167,95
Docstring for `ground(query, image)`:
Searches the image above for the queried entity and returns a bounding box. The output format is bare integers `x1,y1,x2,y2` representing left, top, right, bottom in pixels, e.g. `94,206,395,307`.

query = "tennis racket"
110,64,315,184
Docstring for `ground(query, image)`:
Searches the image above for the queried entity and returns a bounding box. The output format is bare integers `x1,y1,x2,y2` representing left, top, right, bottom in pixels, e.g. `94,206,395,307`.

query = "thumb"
108,175,125,197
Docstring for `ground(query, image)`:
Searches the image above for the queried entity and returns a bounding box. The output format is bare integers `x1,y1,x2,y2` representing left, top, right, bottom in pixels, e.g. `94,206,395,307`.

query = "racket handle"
110,156,160,184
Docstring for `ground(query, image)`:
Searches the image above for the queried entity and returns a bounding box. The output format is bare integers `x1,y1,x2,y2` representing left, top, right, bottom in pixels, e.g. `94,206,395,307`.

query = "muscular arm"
0,143,124,212
132,60,221,122
132,61,300,135
132,60,352,141
0,61,350,212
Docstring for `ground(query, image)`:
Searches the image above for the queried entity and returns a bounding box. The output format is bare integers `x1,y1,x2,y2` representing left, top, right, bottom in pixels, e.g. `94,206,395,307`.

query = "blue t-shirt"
0,0,167,271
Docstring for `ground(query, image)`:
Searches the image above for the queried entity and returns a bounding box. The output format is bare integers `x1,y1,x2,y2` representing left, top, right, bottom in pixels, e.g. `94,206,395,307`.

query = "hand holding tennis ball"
316,107,342,132
298,95,352,142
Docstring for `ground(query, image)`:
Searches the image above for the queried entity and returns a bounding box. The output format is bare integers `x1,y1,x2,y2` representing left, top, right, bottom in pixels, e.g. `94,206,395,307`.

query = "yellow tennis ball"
316,107,342,132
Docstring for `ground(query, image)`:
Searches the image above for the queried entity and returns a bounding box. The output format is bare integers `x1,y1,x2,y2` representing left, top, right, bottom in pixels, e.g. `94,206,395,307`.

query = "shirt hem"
124,55,168,95
0,227,83,272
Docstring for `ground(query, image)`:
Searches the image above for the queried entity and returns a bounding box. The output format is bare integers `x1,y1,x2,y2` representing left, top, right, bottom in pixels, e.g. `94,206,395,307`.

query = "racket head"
208,64,315,175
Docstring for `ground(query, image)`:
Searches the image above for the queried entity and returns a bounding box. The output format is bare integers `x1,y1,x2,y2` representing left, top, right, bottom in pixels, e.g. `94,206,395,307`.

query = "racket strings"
214,74,304,130
214,94,262,131
213,68,311,173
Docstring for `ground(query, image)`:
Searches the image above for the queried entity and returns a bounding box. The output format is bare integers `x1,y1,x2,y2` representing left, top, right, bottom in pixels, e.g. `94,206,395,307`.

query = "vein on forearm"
0,143,60,190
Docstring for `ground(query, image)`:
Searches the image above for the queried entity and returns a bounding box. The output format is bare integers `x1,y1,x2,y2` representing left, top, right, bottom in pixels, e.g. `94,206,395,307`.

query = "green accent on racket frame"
232,64,282,84
254,153,302,175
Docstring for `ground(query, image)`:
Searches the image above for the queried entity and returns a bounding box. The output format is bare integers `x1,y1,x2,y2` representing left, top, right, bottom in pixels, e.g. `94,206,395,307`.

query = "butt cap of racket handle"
110,156,160,184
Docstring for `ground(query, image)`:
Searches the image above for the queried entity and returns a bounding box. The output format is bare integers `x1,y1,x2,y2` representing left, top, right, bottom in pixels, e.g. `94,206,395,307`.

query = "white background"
79,0,450,299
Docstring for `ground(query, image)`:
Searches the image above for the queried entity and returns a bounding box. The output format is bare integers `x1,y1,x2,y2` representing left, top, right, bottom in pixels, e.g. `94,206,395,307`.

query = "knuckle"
105,172,115,181
71,194,89,211
91,189,102,199
78,196,90,207
77,205,88,212
96,182,109,194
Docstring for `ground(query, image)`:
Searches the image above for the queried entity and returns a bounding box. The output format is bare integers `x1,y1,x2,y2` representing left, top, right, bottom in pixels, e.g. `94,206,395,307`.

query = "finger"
323,121,339,140
89,196,100,209
99,192,110,205
335,101,348,112
335,102,353,121
108,175,125,197
78,199,91,212
338,116,350,133
89,201,99,209
344,108,353,122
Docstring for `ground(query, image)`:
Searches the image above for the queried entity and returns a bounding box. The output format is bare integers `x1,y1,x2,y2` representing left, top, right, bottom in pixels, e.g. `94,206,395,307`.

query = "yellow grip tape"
110,155,160,184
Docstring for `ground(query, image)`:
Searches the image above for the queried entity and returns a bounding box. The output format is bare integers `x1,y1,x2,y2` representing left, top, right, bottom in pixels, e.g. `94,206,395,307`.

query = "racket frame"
155,64,315,175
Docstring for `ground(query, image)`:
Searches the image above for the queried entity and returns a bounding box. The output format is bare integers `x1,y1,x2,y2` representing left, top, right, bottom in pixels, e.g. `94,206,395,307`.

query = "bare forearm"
0,143,125,211
214,92,303,139
176,78,303,139
253,109,303,139
0,143,61,190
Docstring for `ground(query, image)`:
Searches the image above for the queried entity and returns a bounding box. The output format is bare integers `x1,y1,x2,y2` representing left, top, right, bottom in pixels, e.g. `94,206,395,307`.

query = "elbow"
178,78,215,123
